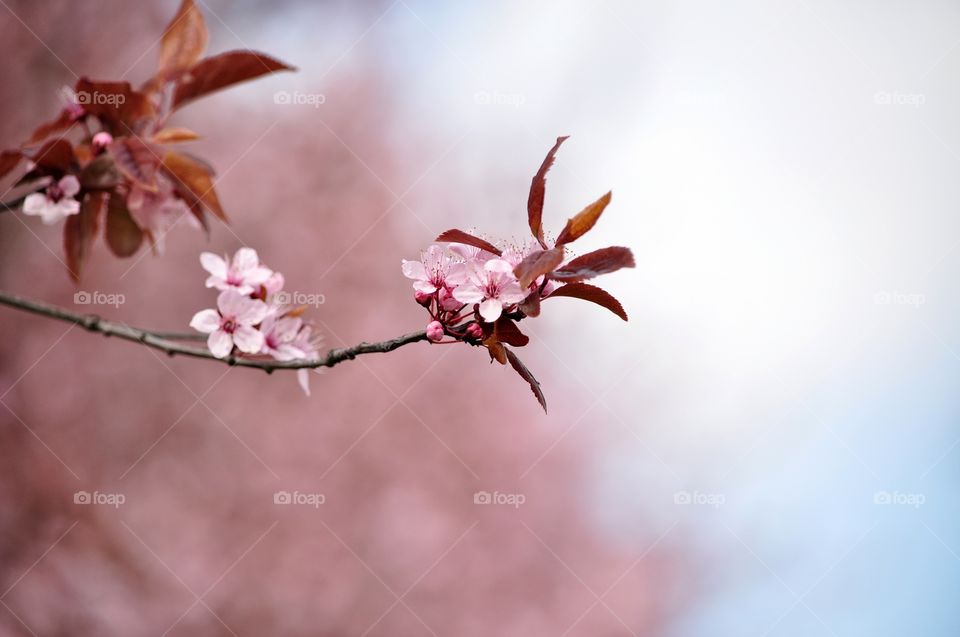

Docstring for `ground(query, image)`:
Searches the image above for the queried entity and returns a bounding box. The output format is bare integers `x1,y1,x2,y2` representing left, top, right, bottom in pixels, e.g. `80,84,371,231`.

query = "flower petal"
297,368,311,397
402,260,427,280
245,266,273,285
200,252,228,279
232,247,260,273
236,298,269,325
479,298,504,322
189,309,221,333
413,281,439,294
216,289,247,318
232,325,264,354
58,175,80,197
21,193,49,216
484,259,515,275
452,284,485,304
207,330,233,358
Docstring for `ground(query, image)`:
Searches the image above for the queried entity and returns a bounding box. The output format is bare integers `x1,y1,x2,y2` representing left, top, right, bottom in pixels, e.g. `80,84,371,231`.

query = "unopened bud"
92,131,113,151
415,290,432,306
426,320,445,342
438,287,462,312
465,323,483,339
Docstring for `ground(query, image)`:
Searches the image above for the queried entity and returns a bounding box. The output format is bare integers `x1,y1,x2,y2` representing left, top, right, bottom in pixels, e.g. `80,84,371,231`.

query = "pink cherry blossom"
401,245,466,295
200,247,273,295
21,175,81,225
127,176,198,253
260,314,308,361
452,258,527,322
189,289,269,358
426,320,445,342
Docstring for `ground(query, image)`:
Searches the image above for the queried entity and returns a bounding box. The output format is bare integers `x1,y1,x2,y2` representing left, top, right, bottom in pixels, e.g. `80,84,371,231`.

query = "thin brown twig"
0,290,428,371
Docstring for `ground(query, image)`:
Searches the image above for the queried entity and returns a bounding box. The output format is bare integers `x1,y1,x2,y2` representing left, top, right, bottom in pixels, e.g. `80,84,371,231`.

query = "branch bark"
0,290,428,371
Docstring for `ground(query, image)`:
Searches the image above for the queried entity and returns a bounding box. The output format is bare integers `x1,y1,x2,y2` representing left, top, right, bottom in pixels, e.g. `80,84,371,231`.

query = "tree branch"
0,290,428,371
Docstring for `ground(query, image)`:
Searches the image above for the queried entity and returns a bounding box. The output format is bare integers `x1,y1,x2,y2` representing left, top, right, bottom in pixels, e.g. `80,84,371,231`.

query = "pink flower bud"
92,131,113,151
465,323,483,339
438,286,462,312
426,320,445,342
415,290,432,306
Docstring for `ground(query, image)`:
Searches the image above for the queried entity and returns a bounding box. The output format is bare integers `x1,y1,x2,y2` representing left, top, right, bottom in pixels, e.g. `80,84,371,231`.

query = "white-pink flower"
22,175,81,225
127,176,198,253
200,248,273,295
260,314,308,361
452,258,527,322
190,289,269,358
401,245,466,295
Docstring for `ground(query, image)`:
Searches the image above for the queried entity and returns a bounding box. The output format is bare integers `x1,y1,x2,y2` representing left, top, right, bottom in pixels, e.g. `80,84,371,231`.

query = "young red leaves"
1,0,294,281
528,135,568,249
158,0,208,80
173,51,296,109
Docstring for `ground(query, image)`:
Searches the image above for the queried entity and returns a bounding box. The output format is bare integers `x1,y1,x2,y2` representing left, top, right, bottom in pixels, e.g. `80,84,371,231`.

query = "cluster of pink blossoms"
189,248,322,395
402,137,635,411
403,238,561,341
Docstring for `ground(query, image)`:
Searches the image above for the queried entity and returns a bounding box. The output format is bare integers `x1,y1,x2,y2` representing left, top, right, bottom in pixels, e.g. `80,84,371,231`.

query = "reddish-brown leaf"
550,246,635,282
504,347,547,413
434,228,502,256
105,193,143,257
518,290,541,317
26,110,76,145
151,127,201,144
546,282,628,321
161,150,226,221
555,191,612,246
0,150,22,181
74,78,156,129
79,154,121,190
31,139,74,172
173,50,296,109
159,0,208,79
64,191,106,282
485,340,508,365
108,137,160,190
513,246,564,289
494,317,529,347
527,136,568,248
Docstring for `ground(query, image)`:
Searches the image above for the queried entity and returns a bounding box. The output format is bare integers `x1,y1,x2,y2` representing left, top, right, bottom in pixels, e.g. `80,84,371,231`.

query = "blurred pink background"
6,1,960,635
0,1,675,635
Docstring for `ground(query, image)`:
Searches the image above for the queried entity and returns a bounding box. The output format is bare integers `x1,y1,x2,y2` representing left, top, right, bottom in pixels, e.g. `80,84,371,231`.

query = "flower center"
47,183,64,203
221,318,238,333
